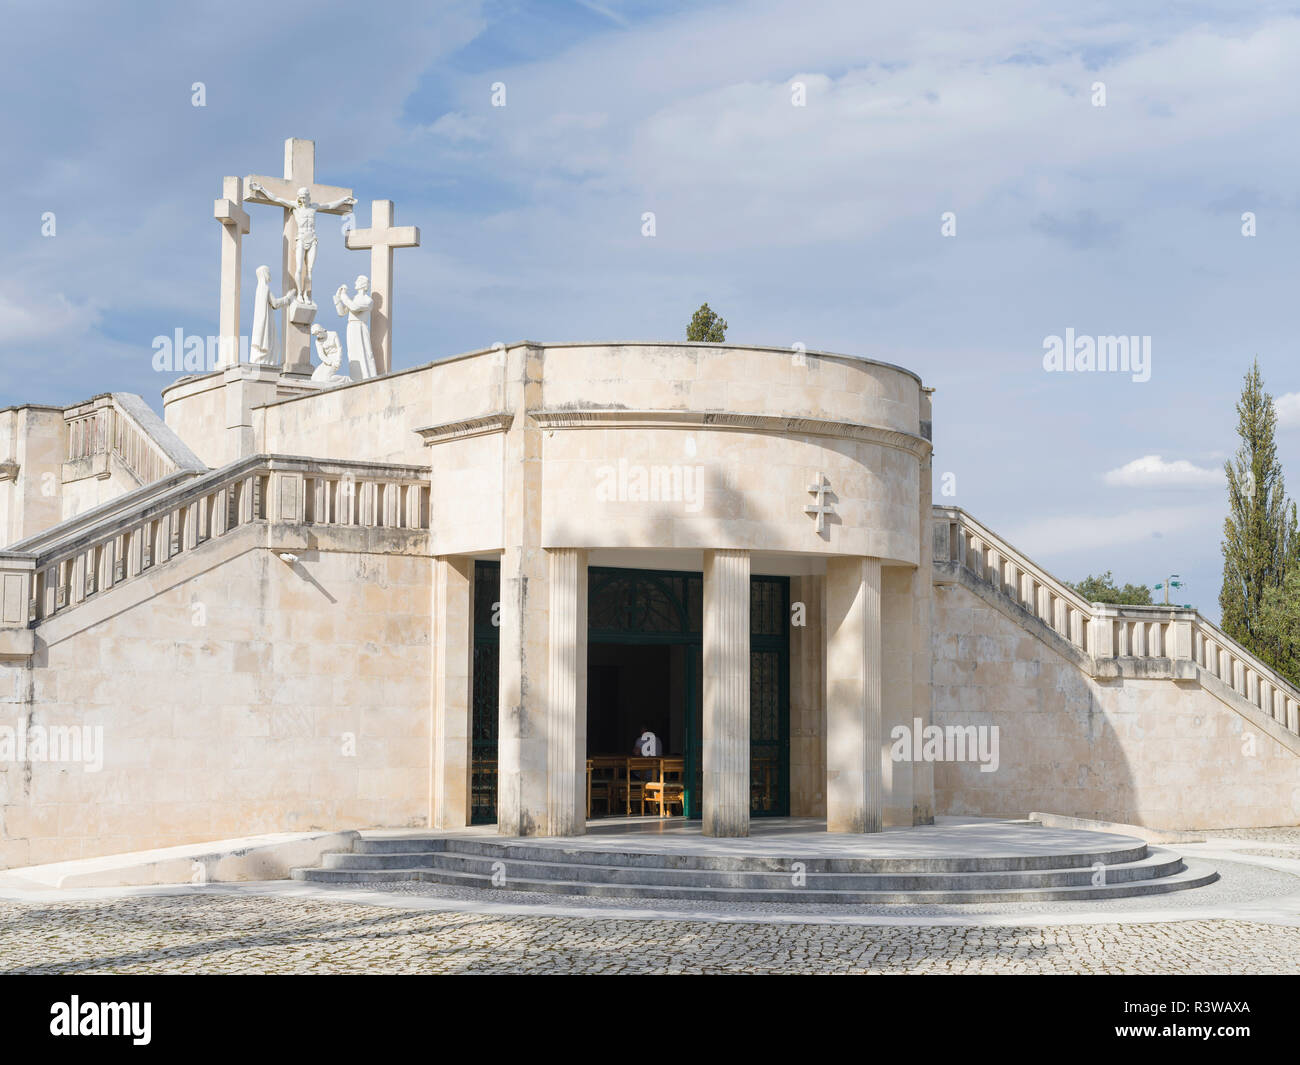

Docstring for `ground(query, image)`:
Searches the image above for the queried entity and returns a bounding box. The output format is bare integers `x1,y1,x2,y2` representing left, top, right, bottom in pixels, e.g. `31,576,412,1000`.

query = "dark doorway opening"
467,562,789,826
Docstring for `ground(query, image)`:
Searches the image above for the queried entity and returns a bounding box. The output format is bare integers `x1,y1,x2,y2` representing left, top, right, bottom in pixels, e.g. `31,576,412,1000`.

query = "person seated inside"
632,724,662,782
633,724,662,757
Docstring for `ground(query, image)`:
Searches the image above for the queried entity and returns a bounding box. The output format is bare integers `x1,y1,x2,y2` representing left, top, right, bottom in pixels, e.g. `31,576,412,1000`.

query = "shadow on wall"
929,581,1300,830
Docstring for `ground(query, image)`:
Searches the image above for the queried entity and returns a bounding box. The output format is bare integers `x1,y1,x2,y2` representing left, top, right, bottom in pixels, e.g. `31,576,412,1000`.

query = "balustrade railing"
62,393,205,487
0,455,430,630
934,505,1300,735
933,505,1096,654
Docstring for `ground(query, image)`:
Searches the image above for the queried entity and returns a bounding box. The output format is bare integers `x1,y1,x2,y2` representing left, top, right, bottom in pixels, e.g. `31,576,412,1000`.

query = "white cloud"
1275,392,1300,428
423,112,487,143
0,290,100,347
1102,455,1221,488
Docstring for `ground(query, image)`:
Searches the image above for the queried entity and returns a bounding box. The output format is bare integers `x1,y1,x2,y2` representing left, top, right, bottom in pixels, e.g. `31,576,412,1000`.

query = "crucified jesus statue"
247,182,356,303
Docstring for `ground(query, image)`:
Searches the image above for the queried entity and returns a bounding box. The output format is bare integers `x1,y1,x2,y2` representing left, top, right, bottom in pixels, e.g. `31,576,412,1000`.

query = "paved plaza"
3,825,1300,974
1,893,1297,974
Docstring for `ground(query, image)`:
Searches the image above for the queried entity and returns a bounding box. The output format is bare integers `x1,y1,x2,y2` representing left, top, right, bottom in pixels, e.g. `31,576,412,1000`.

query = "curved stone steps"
348,836,1152,873
316,847,1187,891
292,858,1218,904
291,836,1220,903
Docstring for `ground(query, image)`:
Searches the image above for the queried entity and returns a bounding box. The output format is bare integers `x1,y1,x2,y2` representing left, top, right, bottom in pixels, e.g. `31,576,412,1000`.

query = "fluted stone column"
825,556,883,833
431,556,473,829
703,549,750,837
882,565,914,827
546,548,588,836
912,388,935,825
498,345,549,836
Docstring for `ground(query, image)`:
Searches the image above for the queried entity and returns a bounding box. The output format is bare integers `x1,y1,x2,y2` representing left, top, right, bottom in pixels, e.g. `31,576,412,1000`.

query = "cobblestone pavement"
1205,828,1300,844
1,895,1298,973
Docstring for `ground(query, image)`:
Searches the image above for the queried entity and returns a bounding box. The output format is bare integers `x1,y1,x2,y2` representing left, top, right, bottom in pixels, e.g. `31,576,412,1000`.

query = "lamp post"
1153,574,1183,606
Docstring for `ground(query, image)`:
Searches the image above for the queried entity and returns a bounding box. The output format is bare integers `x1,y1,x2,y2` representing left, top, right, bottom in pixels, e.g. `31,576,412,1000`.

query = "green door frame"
587,566,790,819
470,560,500,825
469,562,790,824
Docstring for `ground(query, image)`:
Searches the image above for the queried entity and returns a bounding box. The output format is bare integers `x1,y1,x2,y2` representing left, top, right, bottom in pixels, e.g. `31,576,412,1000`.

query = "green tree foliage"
1068,571,1153,605
1219,360,1298,675
687,303,727,342
1260,561,1300,685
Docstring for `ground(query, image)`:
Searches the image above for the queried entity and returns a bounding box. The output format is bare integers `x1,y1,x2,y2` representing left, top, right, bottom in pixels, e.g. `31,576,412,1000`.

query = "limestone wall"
0,525,431,869
161,373,229,469
531,344,927,565
257,366,439,467
539,424,920,563
0,407,63,548
539,343,921,433
59,461,142,521
931,579,1300,829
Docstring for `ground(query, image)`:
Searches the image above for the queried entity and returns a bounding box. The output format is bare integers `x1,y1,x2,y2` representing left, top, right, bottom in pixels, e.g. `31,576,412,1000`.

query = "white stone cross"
804,473,834,534
345,199,420,376
213,176,249,368
244,139,353,376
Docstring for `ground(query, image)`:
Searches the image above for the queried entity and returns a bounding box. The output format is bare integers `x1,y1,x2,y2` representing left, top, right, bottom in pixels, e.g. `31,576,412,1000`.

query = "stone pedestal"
703,549,750,838
825,556,883,833
282,300,317,380
222,363,280,461
431,556,473,829
546,548,588,836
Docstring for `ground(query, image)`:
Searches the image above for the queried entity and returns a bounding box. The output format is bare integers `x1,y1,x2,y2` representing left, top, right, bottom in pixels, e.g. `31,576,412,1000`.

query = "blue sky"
3,0,1300,620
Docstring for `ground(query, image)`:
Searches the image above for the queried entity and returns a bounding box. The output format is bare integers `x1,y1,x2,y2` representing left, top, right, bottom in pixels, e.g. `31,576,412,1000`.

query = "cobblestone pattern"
1205,828,1300,844
1,896,1297,974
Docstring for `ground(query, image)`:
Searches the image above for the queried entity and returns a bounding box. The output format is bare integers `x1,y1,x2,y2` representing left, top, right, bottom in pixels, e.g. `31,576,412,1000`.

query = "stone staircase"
291,834,1217,904
0,453,431,659
933,505,1300,743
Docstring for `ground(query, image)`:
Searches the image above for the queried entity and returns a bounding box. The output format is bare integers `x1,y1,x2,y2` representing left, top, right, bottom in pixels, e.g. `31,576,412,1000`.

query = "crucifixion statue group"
213,137,420,385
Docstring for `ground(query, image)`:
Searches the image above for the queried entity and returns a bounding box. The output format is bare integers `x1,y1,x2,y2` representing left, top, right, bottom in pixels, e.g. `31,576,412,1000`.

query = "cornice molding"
415,412,514,445
528,408,932,458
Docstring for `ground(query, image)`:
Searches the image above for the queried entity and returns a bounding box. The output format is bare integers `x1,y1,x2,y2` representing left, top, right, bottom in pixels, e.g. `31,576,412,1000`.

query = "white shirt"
634,731,662,756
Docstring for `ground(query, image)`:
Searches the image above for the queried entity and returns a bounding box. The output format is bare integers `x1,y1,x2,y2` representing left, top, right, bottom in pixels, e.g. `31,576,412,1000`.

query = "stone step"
290,859,1219,904
351,835,1151,873
318,847,1185,890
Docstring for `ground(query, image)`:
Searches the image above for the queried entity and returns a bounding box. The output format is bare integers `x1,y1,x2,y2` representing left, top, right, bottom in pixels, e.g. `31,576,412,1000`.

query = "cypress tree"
1219,360,1295,670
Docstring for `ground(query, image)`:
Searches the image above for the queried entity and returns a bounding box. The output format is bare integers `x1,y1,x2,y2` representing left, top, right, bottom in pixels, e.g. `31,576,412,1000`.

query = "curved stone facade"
417,342,929,564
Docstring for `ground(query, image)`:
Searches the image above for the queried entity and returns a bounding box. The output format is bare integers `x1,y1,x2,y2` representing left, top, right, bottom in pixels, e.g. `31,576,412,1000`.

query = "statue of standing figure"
247,182,355,304
334,275,377,380
249,265,295,365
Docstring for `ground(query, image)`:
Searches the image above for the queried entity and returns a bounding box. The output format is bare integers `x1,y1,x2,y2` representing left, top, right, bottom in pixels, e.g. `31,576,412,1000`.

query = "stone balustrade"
62,393,206,487
933,506,1095,653
933,505,1300,737
0,454,430,634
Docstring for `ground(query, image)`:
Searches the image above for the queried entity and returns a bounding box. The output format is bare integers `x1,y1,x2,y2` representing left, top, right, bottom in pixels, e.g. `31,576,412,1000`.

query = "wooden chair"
618,757,660,815
644,757,685,818
586,758,617,818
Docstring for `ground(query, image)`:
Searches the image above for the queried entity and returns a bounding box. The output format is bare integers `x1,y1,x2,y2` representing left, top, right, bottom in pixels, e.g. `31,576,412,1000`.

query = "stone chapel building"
1,147,1298,869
